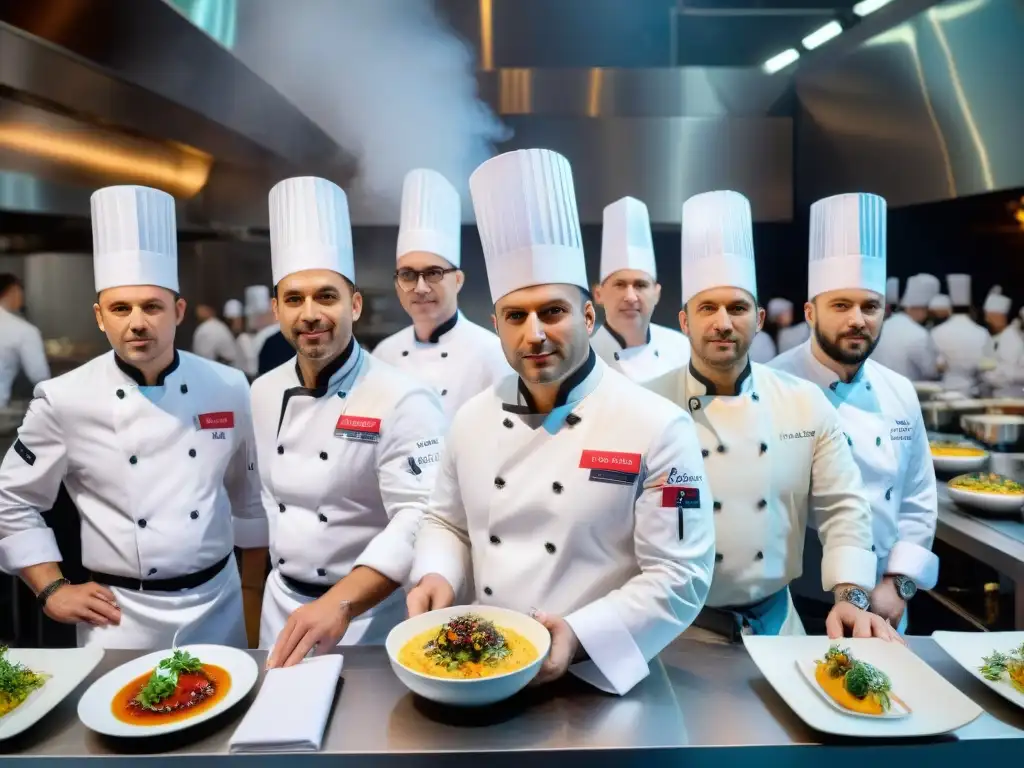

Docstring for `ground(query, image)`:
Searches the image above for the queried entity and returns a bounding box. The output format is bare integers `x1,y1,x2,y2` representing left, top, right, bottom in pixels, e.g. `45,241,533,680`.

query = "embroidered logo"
667,467,702,485
779,430,815,441
890,418,914,442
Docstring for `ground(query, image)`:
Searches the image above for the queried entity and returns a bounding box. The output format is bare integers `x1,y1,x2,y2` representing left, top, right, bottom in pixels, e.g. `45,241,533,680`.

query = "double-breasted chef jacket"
871,312,941,382
372,311,509,421
411,351,716,695
644,361,877,615
931,314,991,395
770,341,939,589
982,321,1024,398
590,322,691,384
251,337,446,647
0,350,263,648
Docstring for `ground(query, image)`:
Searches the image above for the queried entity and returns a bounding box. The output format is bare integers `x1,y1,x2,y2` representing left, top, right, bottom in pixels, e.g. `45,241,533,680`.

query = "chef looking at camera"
769,193,938,633
251,177,446,668
373,169,508,419
589,196,691,382
406,148,716,696
0,185,263,648
644,190,896,643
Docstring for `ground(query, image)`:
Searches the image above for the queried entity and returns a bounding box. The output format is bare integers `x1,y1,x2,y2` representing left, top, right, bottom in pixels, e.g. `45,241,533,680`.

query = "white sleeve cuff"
354,528,414,586
885,540,939,590
821,544,877,591
564,598,649,696
232,516,269,549
0,527,61,573
409,522,469,596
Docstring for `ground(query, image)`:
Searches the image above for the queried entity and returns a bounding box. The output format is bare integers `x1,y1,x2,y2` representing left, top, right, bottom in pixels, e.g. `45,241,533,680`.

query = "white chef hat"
928,294,951,312
946,273,972,307
244,285,271,316
396,169,461,268
807,193,887,299
223,299,243,319
269,177,354,286
91,185,178,294
680,190,756,305
984,286,1012,315
901,273,940,307
599,196,657,283
470,148,587,304
766,298,792,320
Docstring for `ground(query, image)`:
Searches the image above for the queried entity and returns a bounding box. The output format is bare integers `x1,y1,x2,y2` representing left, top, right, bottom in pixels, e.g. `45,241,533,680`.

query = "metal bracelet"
36,577,70,607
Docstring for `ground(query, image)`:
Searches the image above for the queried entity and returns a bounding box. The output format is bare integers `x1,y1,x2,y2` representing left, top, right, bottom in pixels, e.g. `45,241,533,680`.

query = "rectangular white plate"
743,636,983,737
795,660,910,719
0,646,105,740
932,630,1024,710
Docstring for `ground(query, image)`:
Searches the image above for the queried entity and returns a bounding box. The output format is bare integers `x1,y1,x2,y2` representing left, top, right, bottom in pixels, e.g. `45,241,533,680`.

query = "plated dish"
933,631,1024,710
799,644,909,719
980,641,1024,695
929,441,989,473
0,645,48,719
947,472,1024,514
111,649,230,725
398,613,539,680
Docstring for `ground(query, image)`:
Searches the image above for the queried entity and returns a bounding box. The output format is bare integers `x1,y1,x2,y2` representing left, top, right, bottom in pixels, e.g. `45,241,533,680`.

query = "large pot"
921,400,986,433
980,398,1024,417
960,414,1024,447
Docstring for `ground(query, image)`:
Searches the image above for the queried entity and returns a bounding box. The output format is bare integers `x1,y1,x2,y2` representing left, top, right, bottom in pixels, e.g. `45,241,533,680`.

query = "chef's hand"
267,598,352,669
405,573,455,617
530,611,580,687
43,582,121,627
826,601,905,644
870,577,907,628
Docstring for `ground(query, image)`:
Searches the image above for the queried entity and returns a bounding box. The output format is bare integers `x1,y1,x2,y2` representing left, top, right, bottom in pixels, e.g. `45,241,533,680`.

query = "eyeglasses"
395,267,457,291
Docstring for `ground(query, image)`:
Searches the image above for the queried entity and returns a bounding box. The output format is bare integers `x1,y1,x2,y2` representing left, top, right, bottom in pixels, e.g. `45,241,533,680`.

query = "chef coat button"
317,568,327,577
757,498,767,509
875,437,882,447
189,449,196,458
401,351,409,357
545,542,556,554
885,487,892,500
866,383,872,391
483,587,493,596
277,445,284,455
752,392,760,402
760,442,768,454
338,390,347,399
320,451,328,461
845,433,853,447
871,545,876,552
755,551,764,560
701,449,709,458
278,503,286,513
494,477,505,489
137,519,146,528
503,418,513,429
552,482,563,494
441,352,448,358
716,444,726,454
714,553,724,563
713,501,722,512
490,535,501,545
129,455,138,465
441,389,448,396
190,510,199,520
830,382,838,391
566,413,581,426
319,513,328,522
148,568,158,575
613,352,620,361
116,389,125,399
655,350,660,357
180,384,188,394
688,397,700,411
278,558,285,565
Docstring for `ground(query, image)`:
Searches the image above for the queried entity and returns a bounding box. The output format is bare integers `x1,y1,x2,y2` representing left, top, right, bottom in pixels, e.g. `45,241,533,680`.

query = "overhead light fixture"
853,0,894,17
763,48,800,74
802,21,843,50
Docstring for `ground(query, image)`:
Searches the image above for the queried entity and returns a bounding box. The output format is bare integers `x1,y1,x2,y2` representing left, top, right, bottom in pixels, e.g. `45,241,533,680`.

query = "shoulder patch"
13,439,36,466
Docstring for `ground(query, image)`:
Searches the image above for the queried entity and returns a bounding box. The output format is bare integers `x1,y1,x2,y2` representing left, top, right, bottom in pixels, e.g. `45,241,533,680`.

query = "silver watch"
891,574,917,601
835,586,870,611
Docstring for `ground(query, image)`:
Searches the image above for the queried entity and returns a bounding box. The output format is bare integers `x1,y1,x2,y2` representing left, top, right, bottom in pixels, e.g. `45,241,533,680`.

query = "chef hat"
269,177,354,286
946,273,972,307
91,185,178,294
223,299,243,319
396,169,461,268
680,190,756,305
984,288,1012,315
928,294,951,312
807,193,887,299
901,273,940,307
244,285,271,316
470,148,587,304
767,298,793,320
886,276,899,304
600,196,657,283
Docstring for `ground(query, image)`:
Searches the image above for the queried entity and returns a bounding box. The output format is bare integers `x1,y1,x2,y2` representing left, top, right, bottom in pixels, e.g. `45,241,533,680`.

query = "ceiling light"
763,49,800,74
802,21,843,50
853,0,894,17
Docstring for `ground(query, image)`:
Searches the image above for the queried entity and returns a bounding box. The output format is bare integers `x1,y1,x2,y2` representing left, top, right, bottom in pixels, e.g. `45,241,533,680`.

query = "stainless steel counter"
1,639,1022,766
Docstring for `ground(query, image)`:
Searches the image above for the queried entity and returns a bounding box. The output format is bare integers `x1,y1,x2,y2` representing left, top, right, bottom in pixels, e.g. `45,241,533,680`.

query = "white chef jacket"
748,331,777,364
235,332,257,378
644,361,876,609
777,322,810,354
412,352,716,696
192,317,240,367
981,322,1024,398
769,341,939,589
251,338,446,646
0,308,50,408
871,313,941,381
0,350,263,647
589,322,691,383
372,311,508,421
931,314,991,395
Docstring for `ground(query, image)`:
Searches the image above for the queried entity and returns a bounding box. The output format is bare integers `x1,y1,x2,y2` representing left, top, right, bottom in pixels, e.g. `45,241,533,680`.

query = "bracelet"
36,578,70,607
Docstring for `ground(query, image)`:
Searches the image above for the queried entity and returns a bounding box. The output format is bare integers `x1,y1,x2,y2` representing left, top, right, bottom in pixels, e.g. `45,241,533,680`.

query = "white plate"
77,644,258,737
931,450,989,474
932,631,1024,710
743,636,983,737
0,647,104,740
947,484,1024,514
795,660,910,719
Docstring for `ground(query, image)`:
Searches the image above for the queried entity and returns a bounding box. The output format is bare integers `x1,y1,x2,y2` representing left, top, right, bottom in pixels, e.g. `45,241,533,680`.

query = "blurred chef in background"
0,274,50,409
224,299,245,336
192,302,240,367
932,273,990,395
776,300,810,354
769,193,938,633
927,294,952,327
237,285,274,378
407,149,715,695
373,169,508,419
884,277,899,319
0,185,264,648
251,177,446,667
980,288,1024,397
871,274,941,381
644,190,893,643
590,197,691,382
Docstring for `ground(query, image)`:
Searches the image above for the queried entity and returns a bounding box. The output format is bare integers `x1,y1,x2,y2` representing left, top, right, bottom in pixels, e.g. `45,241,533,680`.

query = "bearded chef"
251,177,446,668
871,274,942,381
373,169,508,419
980,288,1024,397
643,190,896,643
589,197,691,382
406,149,715,695
0,185,263,648
932,274,990,395
769,193,938,633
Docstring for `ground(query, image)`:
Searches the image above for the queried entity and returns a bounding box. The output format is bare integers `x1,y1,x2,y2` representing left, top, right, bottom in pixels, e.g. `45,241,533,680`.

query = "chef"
871,274,941,380
224,299,245,336
769,193,939,632
932,273,990,395
643,190,894,642
406,149,716,695
589,196,691,381
373,169,508,418
928,294,952,326
192,303,240,366
0,274,50,408
236,285,273,378
251,176,446,667
776,299,810,353
0,185,264,648
980,288,1024,397
884,277,899,318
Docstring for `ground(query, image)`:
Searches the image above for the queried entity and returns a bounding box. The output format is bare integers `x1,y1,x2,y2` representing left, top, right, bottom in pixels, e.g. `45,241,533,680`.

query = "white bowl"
930,444,989,473
385,605,550,707
947,483,1024,515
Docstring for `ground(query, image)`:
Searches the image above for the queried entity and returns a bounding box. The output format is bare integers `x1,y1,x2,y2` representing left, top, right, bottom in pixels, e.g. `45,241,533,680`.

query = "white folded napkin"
229,654,344,753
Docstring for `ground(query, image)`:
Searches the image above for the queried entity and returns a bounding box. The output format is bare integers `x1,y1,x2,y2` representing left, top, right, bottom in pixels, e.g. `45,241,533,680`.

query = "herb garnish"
134,650,204,711
423,614,511,671
820,644,893,711
0,645,46,714
980,642,1024,694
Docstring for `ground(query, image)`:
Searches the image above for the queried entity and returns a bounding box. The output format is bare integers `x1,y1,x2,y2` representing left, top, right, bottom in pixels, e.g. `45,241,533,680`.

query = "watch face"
895,577,917,600
842,587,870,610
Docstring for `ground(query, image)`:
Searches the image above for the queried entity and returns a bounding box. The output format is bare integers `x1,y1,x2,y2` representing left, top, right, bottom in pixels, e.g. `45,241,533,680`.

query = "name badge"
579,450,641,485
196,411,235,430
336,415,381,443
661,486,701,540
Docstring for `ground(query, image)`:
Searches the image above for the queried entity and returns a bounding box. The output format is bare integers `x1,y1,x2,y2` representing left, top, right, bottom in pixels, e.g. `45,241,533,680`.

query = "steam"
233,0,510,222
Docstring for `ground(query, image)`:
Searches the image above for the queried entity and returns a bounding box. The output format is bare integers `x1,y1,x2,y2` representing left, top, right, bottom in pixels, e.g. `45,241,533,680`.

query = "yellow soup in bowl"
398,614,539,680
930,442,986,458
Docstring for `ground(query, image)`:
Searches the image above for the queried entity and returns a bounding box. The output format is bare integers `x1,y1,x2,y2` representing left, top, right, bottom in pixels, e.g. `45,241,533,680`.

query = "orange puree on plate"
814,662,884,715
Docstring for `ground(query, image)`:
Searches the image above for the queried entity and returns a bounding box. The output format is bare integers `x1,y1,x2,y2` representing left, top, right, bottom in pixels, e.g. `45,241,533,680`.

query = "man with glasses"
373,169,509,420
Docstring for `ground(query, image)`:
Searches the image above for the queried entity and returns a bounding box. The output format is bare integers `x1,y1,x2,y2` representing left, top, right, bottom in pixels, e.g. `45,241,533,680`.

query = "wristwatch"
835,585,870,611
36,577,70,607
891,574,918,601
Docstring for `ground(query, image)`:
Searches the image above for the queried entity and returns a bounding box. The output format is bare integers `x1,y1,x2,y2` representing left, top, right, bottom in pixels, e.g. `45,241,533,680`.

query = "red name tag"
579,450,641,473
662,486,701,508
197,412,234,430
336,415,381,434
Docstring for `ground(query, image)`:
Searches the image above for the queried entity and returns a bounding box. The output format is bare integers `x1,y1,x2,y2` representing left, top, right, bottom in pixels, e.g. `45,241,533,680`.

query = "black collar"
688,358,752,396
603,322,651,350
114,349,180,387
417,312,459,344
292,336,356,395
514,348,596,413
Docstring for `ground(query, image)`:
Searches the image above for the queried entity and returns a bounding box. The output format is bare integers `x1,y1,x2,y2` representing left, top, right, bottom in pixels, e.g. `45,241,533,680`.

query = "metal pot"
980,398,1024,417
921,400,986,433
960,414,1024,446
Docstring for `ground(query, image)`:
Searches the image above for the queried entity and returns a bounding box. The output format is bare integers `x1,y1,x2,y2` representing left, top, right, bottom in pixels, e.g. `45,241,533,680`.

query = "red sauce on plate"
111,665,231,725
